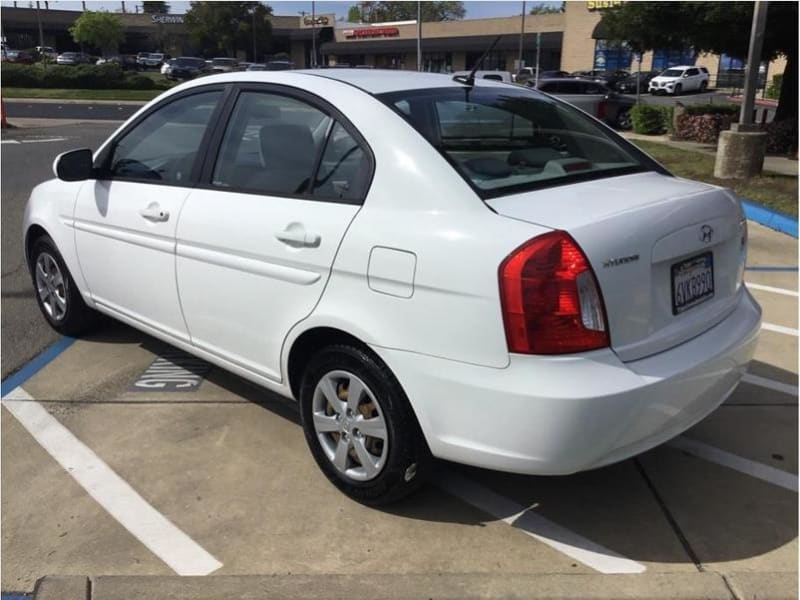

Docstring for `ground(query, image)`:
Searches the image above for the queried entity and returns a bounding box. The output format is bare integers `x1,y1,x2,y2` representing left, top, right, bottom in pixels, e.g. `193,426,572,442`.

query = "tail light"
597,99,607,120
499,231,609,355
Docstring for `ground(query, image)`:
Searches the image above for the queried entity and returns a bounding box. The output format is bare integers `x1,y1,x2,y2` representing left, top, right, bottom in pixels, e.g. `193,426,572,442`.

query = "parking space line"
438,470,646,574
1,387,223,576
761,322,799,337
742,373,798,396
746,282,799,297
669,436,798,493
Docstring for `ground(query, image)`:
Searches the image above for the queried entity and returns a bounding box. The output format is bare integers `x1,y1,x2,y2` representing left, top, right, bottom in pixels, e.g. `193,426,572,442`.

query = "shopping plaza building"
0,1,785,85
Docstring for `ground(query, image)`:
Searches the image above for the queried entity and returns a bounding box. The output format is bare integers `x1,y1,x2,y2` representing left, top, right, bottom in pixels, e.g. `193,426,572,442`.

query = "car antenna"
453,35,502,87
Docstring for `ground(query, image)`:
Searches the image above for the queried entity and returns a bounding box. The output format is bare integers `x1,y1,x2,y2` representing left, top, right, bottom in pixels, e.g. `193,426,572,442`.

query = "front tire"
299,344,430,505
29,234,98,336
674,83,682,96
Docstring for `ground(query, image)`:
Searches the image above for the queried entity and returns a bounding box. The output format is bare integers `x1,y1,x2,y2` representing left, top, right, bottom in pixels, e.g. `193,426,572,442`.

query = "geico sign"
344,27,400,39
151,14,185,24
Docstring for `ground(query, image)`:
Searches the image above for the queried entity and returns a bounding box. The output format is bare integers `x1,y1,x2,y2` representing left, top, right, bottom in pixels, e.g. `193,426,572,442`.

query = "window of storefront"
335,54,366,67
423,52,453,73
465,50,506,71
717,54,767,88
593,40,631,71
652,49,696,71
521,49,561,72
374,54,404,69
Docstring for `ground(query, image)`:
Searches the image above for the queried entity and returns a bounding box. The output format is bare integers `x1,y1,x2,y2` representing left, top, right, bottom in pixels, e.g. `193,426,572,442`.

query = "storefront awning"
320,31,562,55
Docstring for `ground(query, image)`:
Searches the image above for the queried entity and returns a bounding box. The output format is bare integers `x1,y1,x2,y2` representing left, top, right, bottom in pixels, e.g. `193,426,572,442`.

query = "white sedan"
24,70,761,504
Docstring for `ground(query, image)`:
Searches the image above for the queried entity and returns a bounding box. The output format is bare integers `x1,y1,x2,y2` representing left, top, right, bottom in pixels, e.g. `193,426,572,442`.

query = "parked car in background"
137,52,165,69
35,46,58,60
165,57,210,80
96,55,139,70
453,70,513,83
265,60,295,71
535,78,635,129
648,65,709,95
4,49,35,64
615,70,659,94
246,63,267,71
210,57,239,72
539,70,570,79
24,70,760,505
56,52,92,65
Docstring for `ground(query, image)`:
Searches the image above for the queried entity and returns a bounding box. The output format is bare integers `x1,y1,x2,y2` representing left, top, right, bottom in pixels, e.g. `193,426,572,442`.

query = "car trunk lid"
487,172,746,362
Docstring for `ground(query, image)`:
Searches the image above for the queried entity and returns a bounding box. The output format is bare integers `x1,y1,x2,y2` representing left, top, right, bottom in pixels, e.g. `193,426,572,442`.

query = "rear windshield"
377,86,658,199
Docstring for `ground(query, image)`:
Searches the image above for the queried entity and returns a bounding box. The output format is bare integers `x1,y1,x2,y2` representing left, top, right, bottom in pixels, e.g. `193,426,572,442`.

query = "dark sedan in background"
534,78,635,130
164,56,210,80
615,71,660,94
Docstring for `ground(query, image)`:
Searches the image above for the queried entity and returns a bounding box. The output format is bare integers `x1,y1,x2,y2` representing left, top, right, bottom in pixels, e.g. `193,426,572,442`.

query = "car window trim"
196,82,375,206
93,84,234,189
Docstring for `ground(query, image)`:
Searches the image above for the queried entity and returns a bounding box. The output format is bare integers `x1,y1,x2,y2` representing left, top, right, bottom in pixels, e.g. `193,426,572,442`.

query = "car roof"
295,69,512,94
537,77,607,84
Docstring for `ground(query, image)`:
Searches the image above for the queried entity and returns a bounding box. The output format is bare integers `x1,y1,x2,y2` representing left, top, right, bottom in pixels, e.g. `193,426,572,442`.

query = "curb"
28,572,760,600
742,199,798,238
3,98,149,106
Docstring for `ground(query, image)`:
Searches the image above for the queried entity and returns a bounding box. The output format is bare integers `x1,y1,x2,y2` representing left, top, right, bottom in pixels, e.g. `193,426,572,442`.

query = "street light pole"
739,0,769,125
416,1,421,71
311,0,317,68
534,31,540,87
252,8,257,62
35,1,44,48
517,1,525,78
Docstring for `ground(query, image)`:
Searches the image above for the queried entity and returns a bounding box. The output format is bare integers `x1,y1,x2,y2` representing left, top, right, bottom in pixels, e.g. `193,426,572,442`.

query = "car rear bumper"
376,288,761,475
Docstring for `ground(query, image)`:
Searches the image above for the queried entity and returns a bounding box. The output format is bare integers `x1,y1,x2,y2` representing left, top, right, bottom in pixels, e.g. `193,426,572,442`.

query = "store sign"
344,27,400,39
151,14,184,25
303,15,329,26
587,1,624,10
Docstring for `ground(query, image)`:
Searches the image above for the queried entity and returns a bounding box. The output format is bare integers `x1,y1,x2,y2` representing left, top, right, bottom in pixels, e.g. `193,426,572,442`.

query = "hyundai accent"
23,70,761,504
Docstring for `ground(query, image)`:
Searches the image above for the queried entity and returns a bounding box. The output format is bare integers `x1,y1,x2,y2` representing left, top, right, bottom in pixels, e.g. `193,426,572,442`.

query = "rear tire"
29,234,98,336
616,108,632,130
299,344,430,505
699,80,708,93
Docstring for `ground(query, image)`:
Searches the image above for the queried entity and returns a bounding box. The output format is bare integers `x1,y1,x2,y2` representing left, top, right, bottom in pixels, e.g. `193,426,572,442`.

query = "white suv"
648,65,709,95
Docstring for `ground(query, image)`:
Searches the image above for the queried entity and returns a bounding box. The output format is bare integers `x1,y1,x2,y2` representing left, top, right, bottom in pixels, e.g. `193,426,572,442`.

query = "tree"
347,5,363,22
354,1,465,23
529,2,564,15
184,1,273,61
142,1,170,14
599,1,797,122
69,11,124,56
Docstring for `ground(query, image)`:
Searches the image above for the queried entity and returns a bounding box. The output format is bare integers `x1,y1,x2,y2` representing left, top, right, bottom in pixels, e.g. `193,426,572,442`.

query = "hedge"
630,104,667,135
673,104,738,143
0,63,165,90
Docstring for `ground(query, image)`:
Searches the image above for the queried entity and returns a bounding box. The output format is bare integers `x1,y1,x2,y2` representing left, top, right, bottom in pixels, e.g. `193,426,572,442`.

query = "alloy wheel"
311,370,389,482
34,252,67,321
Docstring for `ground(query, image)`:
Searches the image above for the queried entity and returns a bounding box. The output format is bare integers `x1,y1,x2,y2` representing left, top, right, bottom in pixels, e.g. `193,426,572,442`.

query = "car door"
73,87,225,342
175,86,372,382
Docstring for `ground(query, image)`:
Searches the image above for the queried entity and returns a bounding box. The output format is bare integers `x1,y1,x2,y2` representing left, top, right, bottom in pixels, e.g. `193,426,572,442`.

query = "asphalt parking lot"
1,122,797,599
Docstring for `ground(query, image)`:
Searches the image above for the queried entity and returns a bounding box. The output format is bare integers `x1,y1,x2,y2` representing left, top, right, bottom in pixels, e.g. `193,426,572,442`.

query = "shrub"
675,113,737,144
631,104,667,135
1,62,159,90
661,105,675,135
683,103,738,116
765,117,798,154
765,74,782,100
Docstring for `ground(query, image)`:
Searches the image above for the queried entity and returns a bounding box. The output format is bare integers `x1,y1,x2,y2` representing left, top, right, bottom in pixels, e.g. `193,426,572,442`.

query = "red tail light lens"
597,99,607,120
499,231,610,355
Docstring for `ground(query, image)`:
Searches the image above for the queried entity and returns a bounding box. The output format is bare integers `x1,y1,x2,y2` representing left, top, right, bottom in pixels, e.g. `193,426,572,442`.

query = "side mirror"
53,148,93,182
682,73,690,78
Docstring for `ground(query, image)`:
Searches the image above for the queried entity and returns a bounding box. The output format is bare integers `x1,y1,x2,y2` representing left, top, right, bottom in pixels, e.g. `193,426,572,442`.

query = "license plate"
671,252,714,315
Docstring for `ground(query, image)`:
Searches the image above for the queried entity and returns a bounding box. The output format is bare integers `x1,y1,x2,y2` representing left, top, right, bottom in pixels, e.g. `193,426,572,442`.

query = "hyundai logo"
699,225,714,243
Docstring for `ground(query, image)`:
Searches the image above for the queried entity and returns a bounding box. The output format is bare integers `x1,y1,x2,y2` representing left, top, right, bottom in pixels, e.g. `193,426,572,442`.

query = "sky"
0,1,558,20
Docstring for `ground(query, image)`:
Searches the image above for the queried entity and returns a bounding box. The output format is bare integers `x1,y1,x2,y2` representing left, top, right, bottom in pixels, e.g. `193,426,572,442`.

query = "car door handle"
275,226,321,248
139,203,169,222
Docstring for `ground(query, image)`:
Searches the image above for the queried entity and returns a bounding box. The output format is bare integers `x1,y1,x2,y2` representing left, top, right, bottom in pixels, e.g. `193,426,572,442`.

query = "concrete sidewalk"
31,572,798,600
622,131,798,177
